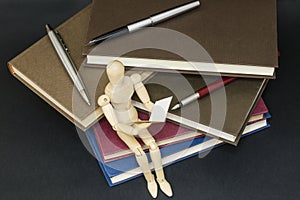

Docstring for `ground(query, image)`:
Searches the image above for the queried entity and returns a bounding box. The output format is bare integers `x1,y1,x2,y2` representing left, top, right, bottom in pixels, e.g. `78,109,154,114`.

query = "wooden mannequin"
98,61,173,198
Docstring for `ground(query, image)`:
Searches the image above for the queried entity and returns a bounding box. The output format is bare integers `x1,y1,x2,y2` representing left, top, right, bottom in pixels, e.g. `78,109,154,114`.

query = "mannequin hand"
144,101,155,112
134,122,152,129
132,126,144,135
114,123,142,136
127,126,144,136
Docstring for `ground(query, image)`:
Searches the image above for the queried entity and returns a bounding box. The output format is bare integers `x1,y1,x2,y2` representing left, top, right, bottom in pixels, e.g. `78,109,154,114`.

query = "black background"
0,0,299,199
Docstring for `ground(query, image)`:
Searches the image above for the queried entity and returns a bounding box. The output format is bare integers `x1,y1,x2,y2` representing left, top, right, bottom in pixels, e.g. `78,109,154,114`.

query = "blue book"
86,118,270,186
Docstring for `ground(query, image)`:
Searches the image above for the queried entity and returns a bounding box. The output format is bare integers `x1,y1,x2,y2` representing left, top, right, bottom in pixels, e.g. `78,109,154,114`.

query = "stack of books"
8,0,277,189
86,99,271,186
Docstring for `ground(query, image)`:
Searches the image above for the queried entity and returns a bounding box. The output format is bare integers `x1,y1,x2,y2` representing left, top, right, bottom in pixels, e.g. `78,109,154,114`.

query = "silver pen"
87,1,201,46
46,24,91,106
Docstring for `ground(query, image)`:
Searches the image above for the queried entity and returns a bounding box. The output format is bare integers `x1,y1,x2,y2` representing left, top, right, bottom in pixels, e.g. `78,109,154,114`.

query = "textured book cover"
252,98,268,116
94,112,203,162
84,0,278,78
7,5,106,131
134,73,268,144
95,98,268,162
249,98,268,123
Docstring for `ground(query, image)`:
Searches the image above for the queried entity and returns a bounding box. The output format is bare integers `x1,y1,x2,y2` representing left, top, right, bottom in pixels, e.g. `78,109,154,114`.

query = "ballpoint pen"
46,24,91,106
171,77,237,110
87,0,201,46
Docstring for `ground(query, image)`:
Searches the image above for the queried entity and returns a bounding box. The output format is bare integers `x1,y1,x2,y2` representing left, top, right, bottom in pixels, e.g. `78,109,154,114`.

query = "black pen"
87,1,201,46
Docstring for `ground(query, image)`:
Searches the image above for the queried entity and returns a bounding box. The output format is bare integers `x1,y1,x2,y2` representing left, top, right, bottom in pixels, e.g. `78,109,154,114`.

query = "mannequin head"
106,60,125,85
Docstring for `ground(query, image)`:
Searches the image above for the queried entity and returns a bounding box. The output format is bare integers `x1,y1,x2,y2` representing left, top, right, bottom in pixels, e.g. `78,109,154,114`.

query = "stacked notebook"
8,0,277,188
83,0,278,78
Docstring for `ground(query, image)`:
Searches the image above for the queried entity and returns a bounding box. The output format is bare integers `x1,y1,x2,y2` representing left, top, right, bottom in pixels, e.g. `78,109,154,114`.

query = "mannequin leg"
139,129,173,197
116,131,158,198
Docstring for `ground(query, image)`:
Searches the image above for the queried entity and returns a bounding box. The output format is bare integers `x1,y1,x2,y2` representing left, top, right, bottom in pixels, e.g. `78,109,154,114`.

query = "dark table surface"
1,0,299,199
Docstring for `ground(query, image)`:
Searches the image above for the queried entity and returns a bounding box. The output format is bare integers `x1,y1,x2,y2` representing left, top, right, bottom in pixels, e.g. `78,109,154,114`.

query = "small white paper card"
149,96,173,122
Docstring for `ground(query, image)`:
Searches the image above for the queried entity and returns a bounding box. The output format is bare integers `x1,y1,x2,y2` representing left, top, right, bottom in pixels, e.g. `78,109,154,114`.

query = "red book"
94,98,268,162
249,98,268,123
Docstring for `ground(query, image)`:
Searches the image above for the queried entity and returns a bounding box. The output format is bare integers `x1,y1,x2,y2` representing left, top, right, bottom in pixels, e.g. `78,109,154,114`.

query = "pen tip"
171,104,180,111
45,24,52,32
85,99,91,106
85,98,91,106
85,40,96,47
80,90,91,106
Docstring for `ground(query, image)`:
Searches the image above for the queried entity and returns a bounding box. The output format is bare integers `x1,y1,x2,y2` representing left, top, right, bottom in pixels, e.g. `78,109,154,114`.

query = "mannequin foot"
157,178,173,197
147,178,158,198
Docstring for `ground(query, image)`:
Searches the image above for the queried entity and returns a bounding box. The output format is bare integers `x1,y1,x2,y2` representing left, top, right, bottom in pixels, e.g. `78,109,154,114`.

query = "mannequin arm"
98,95,140,136
130,74,154,111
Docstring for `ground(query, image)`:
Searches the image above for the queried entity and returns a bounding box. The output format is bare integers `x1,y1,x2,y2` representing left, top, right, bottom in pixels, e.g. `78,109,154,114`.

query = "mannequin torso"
105,76,138,125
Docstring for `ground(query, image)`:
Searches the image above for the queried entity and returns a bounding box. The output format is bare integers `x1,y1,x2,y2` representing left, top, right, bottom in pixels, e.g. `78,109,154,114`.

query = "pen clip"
54,30,78,74
55,31,70,54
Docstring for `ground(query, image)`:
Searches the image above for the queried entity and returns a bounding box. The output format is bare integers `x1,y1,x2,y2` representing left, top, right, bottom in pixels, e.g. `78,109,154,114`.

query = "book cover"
249,98,269,123
84,0,278,78
94,111,202,162
7,5,151,131
7,5,105,131
133,73,268,145
94,98,268,162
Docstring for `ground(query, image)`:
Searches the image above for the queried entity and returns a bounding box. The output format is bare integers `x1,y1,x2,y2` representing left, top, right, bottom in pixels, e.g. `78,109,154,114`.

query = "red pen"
171,77,237,110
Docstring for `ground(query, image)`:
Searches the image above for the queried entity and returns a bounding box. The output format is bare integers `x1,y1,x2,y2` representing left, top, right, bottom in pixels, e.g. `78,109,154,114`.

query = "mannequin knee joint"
133,147,144,157
149,142,158,151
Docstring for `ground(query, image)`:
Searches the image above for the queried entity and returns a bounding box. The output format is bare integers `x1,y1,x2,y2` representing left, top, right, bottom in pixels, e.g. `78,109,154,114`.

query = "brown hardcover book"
7,5,107,131
133,73,268,145
83,0,278,78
